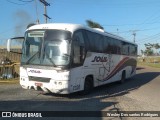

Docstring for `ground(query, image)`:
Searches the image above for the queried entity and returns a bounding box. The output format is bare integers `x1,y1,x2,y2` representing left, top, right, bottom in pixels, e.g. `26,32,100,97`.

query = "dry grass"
138,62,160,68
138,56,160,68
0,78,19,85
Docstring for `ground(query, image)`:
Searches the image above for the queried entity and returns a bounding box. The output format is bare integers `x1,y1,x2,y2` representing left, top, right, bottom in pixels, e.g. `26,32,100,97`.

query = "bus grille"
29,76,51,83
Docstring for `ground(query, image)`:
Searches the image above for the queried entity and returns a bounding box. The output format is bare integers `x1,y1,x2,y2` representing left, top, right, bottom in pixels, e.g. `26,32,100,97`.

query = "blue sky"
1,0,160,54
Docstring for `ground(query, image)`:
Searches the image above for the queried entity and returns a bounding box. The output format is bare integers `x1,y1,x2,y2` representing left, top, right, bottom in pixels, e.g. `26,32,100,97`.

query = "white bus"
7,23,137,94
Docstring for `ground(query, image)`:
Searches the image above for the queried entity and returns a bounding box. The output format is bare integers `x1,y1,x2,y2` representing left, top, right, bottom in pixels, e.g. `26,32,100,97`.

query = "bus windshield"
21,30,71,66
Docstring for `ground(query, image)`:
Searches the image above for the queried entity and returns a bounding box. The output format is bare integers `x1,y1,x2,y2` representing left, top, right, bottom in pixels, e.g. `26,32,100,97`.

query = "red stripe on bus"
105,57,129,80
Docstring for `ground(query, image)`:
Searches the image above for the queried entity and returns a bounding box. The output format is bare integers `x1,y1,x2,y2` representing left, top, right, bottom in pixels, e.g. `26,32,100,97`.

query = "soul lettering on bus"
91,56,108,62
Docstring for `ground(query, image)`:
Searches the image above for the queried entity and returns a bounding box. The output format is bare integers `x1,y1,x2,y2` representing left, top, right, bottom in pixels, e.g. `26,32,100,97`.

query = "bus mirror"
7,37,24,54
7,39,11,52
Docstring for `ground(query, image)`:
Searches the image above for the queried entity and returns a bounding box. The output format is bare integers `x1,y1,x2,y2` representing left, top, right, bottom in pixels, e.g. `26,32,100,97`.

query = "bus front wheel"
83,76,93,95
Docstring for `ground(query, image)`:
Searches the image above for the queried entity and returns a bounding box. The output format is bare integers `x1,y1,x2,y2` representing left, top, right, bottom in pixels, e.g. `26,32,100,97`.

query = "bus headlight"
58,82,62,85
21,77,26,81
54,81,62,85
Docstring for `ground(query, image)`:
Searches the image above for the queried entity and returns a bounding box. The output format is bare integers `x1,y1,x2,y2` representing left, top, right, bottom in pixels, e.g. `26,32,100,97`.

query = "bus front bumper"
20,79,70,94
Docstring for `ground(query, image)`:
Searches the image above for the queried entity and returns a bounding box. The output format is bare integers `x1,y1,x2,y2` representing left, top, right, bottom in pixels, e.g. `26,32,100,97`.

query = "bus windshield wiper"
62,53,70,57
26,52,39,64
45,53,57,67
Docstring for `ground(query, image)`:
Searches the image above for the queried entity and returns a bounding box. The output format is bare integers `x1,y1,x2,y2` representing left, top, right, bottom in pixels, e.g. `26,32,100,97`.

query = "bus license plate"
35,83,43,87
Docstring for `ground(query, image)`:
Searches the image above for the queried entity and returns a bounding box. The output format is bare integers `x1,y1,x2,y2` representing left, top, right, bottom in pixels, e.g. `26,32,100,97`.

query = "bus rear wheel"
120,71,126,83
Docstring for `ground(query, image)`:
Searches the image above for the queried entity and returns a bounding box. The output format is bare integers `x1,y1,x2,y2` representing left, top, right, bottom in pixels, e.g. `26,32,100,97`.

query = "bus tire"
83,76,93,95
120,71,126,83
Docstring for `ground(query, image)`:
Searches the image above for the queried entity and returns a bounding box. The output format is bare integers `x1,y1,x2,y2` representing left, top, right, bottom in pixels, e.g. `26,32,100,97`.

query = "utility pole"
39,0,51,23
129,30,139,43
132,32,136,43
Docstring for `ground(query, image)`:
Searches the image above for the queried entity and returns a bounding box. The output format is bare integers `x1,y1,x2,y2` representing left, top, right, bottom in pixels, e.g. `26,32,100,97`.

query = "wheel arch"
85,74,94,87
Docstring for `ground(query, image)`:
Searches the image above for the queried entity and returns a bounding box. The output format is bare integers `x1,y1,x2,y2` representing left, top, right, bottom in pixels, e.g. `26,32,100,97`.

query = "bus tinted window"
116,40,122,54
85,31,105,53
73,31,85,45
98,35,104,53
94,34,104,53
78,29,137,56
85,31,94,51
104,37,109,53
107,38,117,54
111,38,117,54
122,42,129,55
130,44,137,56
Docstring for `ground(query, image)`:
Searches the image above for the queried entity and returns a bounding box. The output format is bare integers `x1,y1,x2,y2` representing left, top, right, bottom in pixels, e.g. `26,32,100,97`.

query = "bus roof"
27,23,137,46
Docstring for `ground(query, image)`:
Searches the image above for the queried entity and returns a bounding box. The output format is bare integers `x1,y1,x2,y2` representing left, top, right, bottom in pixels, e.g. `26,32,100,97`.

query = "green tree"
153,43,160,55
144,43,160,55
86,20,104,30
144,48,154,56
144,43,154,56
144,43,153,49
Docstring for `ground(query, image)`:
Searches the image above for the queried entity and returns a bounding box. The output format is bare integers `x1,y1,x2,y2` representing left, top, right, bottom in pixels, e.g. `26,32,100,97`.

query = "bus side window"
129,44,137,56
72,31,85,66
122,42,129,55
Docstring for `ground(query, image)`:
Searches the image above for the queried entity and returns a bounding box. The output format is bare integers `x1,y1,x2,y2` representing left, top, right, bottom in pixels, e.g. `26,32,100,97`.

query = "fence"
0,49,21,79
0,63,19,79
0,49,21,63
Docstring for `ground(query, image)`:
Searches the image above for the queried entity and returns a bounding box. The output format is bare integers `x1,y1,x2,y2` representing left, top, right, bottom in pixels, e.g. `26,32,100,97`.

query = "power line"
111,27,160,34
102,21,160,27
134,9,160,33
7,0,33,5
18,0,34,2
137,33,160,44
138,37,160,45
55,0,160,7
140,33,160,41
